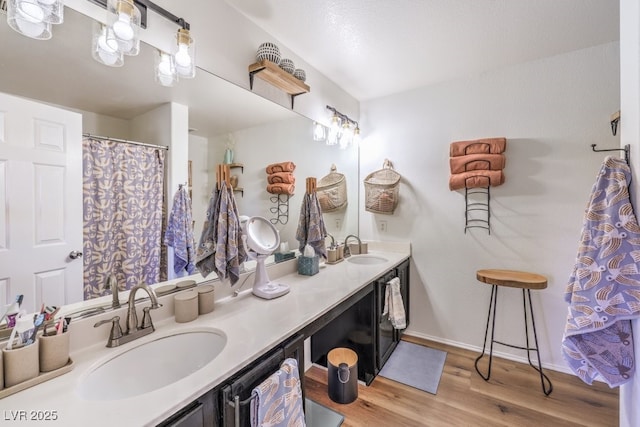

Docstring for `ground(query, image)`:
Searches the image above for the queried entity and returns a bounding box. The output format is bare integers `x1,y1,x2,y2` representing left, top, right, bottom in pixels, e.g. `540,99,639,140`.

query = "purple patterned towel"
250,358,306,427
296,192,327,259
563,156,640,387
164,186,195,275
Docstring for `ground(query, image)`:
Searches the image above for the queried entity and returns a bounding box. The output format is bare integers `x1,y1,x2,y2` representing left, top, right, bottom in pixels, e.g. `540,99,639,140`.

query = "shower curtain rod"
82,133,170,151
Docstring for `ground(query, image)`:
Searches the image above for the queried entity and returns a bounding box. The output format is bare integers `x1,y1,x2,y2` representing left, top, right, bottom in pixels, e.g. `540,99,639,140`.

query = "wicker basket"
364,159,401,215
317,164,347,212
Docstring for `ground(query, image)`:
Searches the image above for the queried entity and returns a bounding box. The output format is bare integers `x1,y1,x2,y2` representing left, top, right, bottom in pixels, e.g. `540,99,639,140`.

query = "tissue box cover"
298,255,319,276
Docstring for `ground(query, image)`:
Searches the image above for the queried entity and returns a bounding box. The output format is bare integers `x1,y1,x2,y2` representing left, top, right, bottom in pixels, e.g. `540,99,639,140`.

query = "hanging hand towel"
449,153,506,174
383,277,406,329
295,192,327,259
164,186,195,275
250,358,306,427
266,161,296,174
562,156,640,387
449,138,507,157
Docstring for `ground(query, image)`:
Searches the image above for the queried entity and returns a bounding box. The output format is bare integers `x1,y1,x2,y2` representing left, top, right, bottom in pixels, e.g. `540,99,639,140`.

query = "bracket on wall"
610,110,620,136
248,60,310,109
591,143,630,166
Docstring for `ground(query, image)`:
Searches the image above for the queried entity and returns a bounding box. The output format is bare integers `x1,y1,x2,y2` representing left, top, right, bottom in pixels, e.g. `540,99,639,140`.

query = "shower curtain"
82,138,166,300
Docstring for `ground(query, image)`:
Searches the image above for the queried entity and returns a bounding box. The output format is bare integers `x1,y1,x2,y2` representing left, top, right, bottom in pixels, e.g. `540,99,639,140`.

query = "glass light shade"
155,50,178,87
107,0,140,56
92,22,124,67
173,28,196,79
339,122,353,149
37,0,63,24
313,122,326,141
353,126,362,145
7,0,53,39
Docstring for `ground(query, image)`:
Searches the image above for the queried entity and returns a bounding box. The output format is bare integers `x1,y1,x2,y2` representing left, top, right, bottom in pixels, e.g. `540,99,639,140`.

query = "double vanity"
2,242,410,426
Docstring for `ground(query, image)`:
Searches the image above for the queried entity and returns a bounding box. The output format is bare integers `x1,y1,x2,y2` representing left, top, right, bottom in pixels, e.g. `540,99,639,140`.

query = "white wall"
619,0,639,425
189,134,211,237
359,42,620,372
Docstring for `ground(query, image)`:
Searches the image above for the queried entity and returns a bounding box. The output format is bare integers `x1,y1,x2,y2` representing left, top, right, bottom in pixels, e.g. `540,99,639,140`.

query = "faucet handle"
141,307,155,331
94,316,123,347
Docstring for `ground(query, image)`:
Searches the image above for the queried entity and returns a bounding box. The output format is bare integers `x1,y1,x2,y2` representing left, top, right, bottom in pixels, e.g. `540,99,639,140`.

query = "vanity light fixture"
6,0,63,40
319,105,361,149
89,0,195,84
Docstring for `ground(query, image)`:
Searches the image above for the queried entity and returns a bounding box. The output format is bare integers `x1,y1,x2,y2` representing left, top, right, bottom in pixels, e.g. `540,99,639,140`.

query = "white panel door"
0,92,83,313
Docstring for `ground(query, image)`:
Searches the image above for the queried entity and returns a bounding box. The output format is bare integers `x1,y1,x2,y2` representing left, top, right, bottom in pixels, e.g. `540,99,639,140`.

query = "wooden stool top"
476,269,547,290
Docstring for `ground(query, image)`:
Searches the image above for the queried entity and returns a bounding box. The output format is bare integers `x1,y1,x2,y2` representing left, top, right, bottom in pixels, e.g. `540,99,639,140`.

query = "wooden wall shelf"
248,60,310,109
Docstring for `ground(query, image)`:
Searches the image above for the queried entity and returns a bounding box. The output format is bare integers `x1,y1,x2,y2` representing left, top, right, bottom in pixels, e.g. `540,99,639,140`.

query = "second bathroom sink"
347,255,388,265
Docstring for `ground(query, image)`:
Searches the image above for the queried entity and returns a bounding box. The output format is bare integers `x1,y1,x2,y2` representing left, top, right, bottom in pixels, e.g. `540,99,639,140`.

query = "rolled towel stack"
448,138,506,191
266,161,296,194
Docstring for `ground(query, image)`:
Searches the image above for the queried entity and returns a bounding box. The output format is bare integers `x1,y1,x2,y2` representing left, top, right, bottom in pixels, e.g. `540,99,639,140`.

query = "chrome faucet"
326,233,336,248
107,274,120,309
94,282,162,348
343,234,362,258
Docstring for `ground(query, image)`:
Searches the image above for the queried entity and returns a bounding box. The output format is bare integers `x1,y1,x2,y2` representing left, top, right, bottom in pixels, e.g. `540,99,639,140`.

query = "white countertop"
1,245,409,426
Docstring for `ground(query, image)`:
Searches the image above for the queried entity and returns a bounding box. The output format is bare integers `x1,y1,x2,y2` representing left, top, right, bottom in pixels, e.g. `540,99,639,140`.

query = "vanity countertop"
1,244,410,426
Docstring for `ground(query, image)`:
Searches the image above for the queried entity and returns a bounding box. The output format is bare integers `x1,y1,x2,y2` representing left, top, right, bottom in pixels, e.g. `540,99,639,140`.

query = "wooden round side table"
474,269,553,396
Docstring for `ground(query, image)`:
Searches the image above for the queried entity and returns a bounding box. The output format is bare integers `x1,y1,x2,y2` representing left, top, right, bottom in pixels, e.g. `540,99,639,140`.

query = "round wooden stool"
474,269,553,396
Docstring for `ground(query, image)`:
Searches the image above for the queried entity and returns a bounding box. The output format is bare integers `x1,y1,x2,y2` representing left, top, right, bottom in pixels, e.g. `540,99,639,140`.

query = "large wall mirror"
0,7,358,318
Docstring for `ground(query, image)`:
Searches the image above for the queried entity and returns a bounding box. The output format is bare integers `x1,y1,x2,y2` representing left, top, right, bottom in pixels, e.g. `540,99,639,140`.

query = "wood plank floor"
304,335,619,427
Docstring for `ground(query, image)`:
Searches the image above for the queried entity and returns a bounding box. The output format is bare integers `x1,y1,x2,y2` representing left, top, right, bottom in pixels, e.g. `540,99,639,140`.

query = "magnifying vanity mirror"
0,7,358,320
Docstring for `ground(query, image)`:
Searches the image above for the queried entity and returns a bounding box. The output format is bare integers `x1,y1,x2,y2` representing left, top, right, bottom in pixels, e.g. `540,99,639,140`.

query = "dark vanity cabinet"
157,388,220,427
311,259,411,385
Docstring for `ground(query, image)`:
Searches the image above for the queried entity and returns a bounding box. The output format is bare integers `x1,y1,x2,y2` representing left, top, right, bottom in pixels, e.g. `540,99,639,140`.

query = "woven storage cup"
317,164,347,212
364,159,401,215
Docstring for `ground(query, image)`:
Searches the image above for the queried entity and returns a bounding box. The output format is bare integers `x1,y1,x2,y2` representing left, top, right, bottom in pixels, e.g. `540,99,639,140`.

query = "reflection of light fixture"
155,50,177,86
316,105,361,149
6,0,63,40
174,28,195,78
313,122,326,141
107,0,140,56
92,22,124,67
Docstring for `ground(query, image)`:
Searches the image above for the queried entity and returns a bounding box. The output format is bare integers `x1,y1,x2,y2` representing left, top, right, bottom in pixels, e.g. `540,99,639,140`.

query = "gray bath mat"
378,341,447,394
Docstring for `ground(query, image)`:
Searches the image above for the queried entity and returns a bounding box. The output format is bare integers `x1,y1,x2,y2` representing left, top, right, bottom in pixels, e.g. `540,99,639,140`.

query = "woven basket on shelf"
317,164,347,212
364,159,401,215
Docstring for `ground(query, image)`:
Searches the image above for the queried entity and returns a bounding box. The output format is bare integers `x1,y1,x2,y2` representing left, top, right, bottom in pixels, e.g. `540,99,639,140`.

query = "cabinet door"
158,389,218,427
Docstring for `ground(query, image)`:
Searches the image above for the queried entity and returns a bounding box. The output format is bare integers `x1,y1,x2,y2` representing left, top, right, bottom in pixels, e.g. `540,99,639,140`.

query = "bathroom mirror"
0,7,358,317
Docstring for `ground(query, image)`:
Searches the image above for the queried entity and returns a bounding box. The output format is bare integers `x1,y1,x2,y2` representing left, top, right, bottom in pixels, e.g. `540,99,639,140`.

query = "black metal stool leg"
523,289,553,396
474,285,498,381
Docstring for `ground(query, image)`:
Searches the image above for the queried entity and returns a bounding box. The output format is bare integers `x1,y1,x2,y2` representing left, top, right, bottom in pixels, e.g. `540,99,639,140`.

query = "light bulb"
14,16,48,37
158,58,173,76
98,48,120,66
98,33,119,54
175,44,192,67
17,0,45,23
112,13,134,41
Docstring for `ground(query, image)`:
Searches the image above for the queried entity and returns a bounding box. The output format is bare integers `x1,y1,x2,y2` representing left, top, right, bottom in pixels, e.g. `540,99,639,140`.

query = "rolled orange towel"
267,172,296,184
449,153,506,174
267,183,295,195
266,161,296,174
450,138,506,157
449,170,505,191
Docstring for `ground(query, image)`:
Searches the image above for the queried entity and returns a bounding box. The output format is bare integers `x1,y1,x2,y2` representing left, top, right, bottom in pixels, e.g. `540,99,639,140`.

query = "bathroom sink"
347,255,388,265
77,328,226,401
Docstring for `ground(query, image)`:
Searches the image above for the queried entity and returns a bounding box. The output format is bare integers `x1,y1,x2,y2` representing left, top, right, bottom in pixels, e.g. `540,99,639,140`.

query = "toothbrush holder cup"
39,330,70,372
3,340,39,388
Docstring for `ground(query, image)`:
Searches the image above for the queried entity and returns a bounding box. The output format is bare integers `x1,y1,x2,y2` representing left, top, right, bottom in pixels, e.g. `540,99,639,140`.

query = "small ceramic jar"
174,290,198,323
197,285,215,315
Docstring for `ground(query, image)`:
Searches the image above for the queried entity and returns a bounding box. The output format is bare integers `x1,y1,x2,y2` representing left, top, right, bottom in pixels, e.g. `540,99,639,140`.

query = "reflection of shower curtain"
82,138,166,300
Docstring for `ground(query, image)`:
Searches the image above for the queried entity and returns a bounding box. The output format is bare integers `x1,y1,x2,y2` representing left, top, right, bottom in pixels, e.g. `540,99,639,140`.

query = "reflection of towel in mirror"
449,137,506,157
383,277,406,329
250,358,306,427
449,153,505,174
448,170,504,191
563,156,640,387
296,192,327,259
267,172,296,184
266,161,296,174
267,183,295,195
164,186,195,275
195,182,247,285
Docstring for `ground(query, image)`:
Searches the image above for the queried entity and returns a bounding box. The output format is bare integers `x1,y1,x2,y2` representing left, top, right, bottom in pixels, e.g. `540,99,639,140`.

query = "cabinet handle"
234,395,240,427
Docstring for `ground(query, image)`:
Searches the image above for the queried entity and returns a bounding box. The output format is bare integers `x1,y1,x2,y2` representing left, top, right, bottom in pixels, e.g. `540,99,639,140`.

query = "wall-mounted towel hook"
610,110,620,136
591,143,630,166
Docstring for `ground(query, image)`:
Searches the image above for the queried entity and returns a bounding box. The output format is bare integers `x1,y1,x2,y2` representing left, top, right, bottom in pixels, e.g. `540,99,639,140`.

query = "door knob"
69,250,83,259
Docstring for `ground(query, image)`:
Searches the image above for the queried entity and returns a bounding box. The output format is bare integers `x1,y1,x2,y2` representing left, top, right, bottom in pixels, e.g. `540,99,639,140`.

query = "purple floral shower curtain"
82,138,166,300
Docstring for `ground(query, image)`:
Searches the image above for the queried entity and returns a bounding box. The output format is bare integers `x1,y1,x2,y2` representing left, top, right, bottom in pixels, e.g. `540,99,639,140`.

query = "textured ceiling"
227,0,620,101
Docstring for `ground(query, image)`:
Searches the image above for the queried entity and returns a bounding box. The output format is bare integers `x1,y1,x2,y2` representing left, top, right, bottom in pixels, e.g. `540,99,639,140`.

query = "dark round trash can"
327,348,358,404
